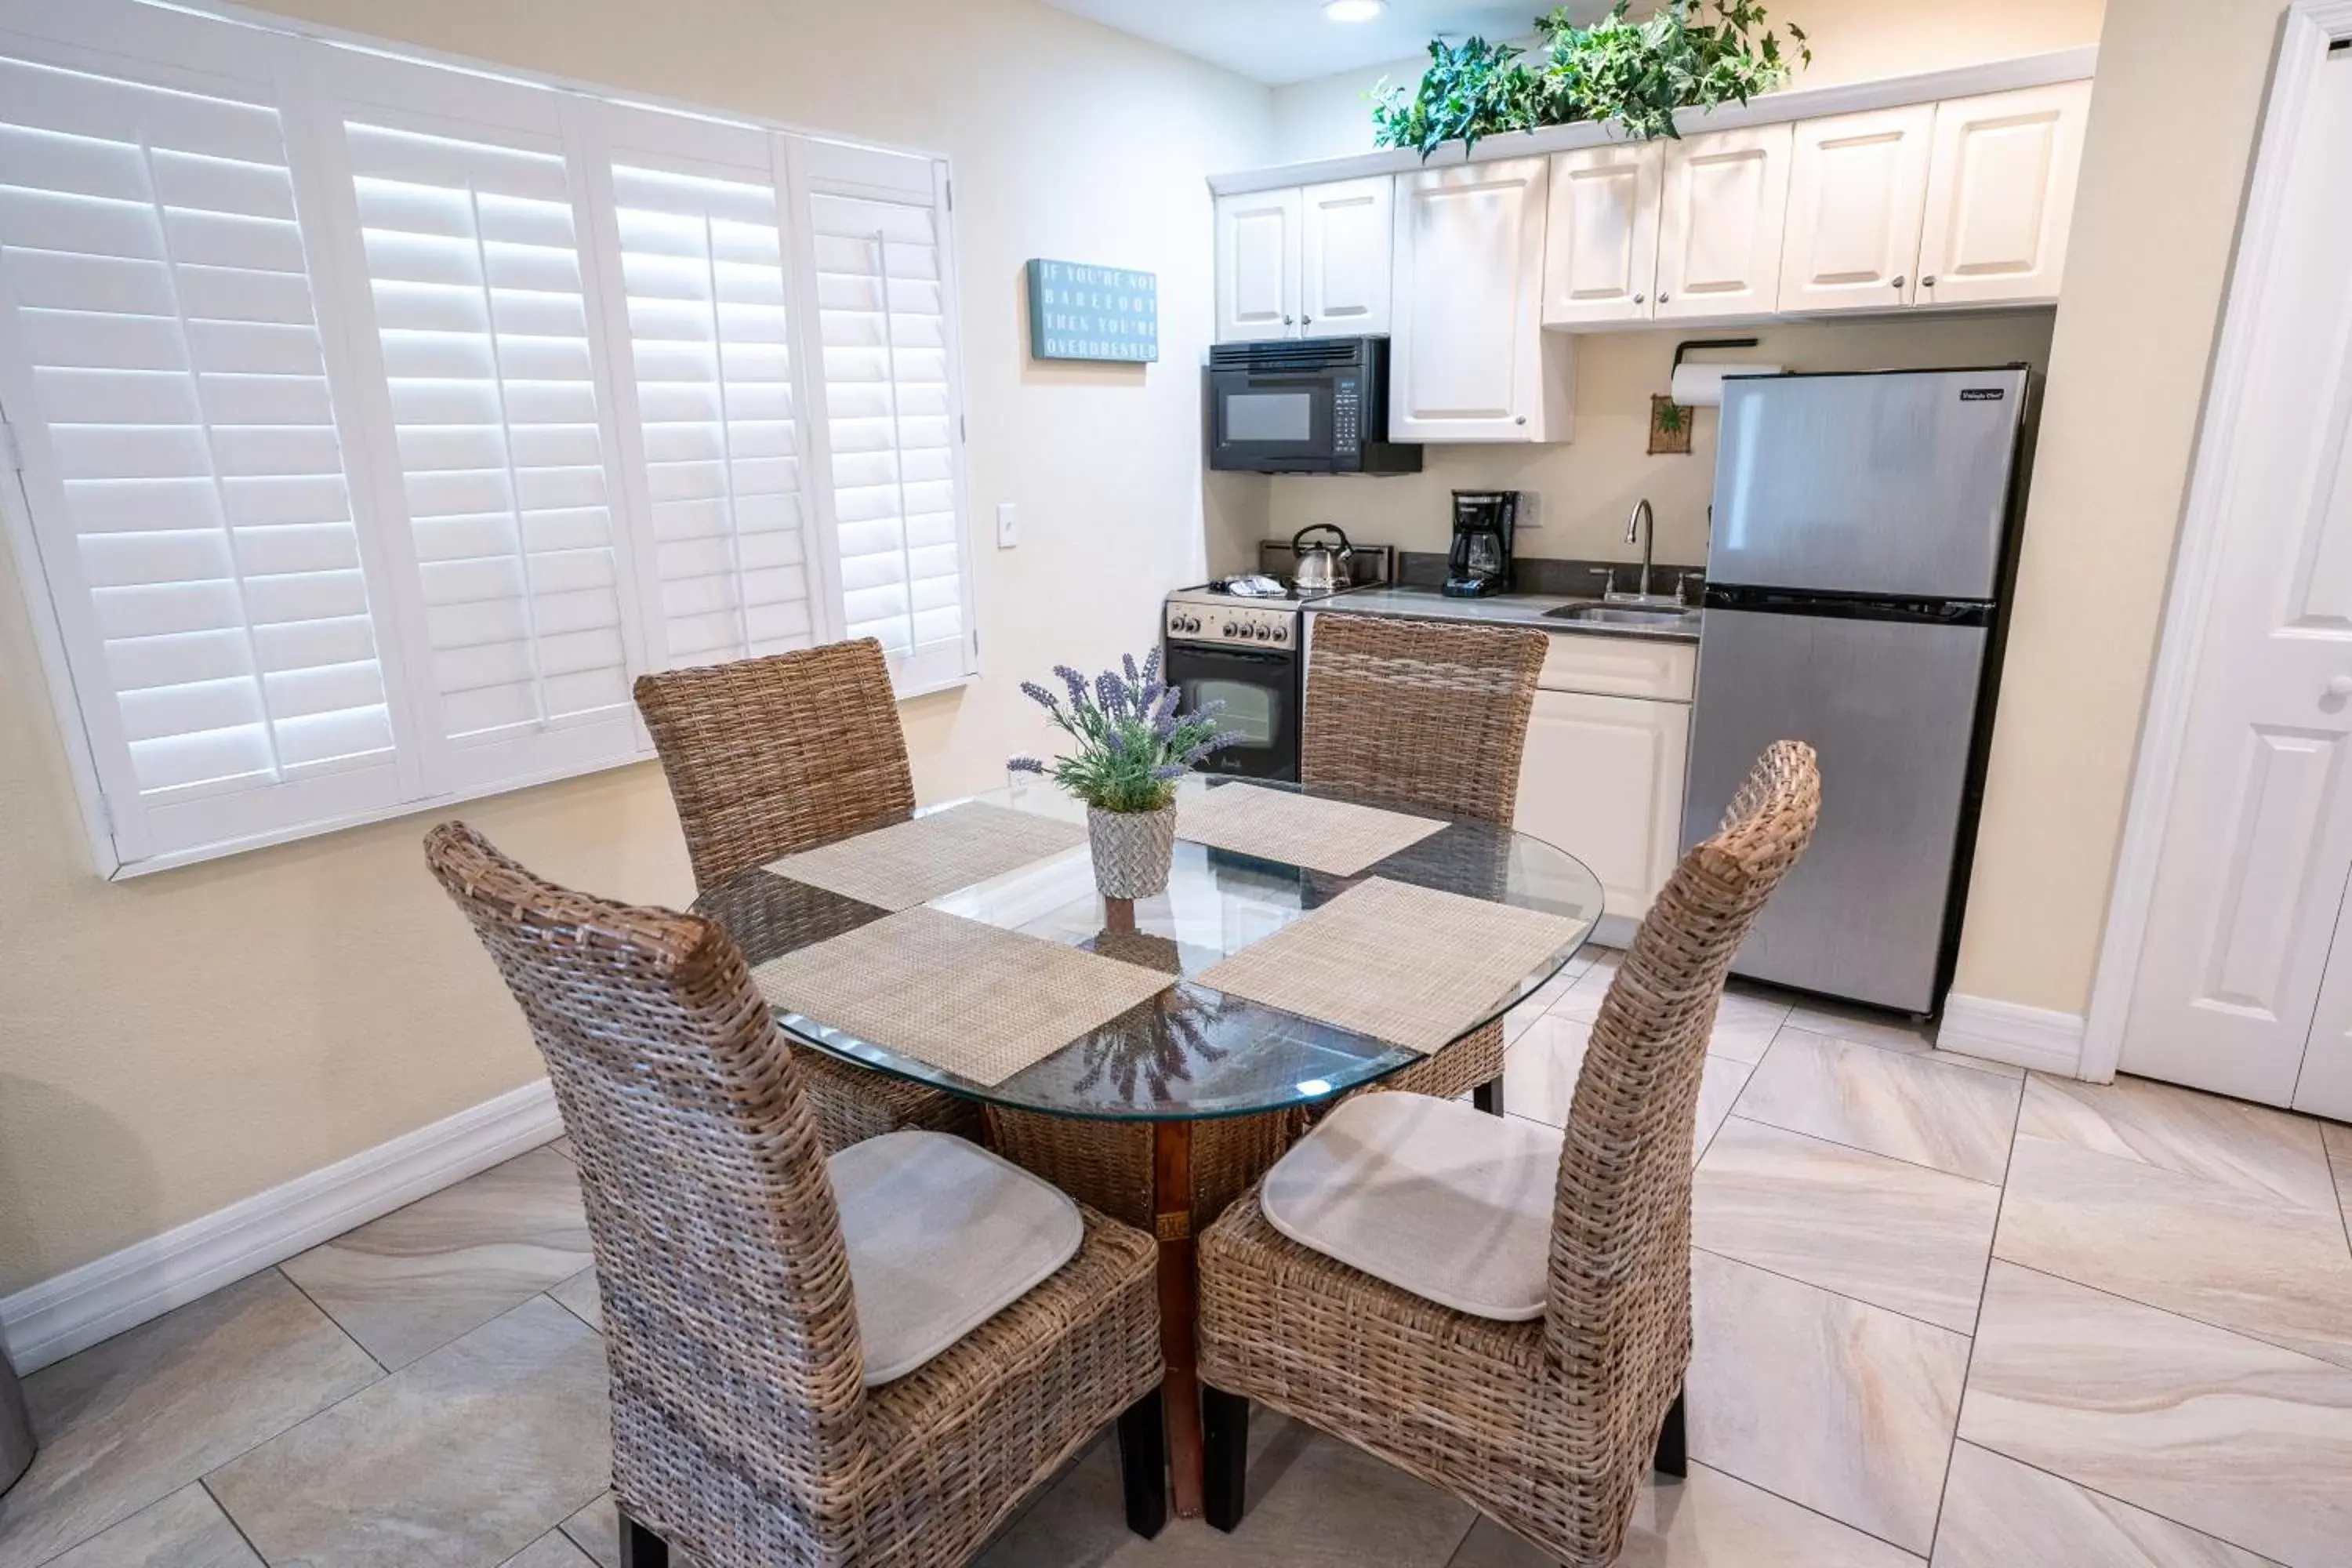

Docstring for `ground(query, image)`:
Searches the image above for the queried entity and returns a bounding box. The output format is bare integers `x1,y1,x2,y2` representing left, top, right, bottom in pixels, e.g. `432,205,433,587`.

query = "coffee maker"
1443,489,1517,597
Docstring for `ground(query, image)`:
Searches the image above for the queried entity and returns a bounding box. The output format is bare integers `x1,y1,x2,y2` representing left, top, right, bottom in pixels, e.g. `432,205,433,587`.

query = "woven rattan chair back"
423,822,866,1551
635,638,916,890
1545,739,1820,1560
1300,615,1547,825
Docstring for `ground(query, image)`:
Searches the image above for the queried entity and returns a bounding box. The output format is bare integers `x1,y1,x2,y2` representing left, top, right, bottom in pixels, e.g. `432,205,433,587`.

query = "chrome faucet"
1625,499,1657,601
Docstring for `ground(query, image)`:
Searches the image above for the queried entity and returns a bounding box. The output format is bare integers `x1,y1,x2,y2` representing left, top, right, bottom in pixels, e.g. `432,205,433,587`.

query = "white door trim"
2081,0,2352,1083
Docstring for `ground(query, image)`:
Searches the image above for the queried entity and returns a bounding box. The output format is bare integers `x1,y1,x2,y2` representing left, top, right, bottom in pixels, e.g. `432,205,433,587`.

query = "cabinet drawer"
1537,633,1696,701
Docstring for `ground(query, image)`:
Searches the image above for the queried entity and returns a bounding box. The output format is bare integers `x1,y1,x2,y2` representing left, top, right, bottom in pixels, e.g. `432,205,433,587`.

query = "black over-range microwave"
1206,336,1422,474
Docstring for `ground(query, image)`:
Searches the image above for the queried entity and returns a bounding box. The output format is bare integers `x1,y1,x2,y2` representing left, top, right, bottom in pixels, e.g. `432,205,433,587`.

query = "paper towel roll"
1668,362,1783,407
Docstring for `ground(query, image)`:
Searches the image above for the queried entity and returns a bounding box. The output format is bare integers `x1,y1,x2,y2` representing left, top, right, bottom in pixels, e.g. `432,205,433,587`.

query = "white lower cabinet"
1514,637,1694,922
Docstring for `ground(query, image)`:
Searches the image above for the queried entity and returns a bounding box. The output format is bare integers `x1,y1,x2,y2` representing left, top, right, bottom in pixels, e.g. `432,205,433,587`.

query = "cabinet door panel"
1543,143,1662,327
1214,187,1298,342
1917,82,2090,307
1301,176,1392,336
1391,155,1557,441
1515,688,1690,920
1778,105,1933,314
1656,124,1792,321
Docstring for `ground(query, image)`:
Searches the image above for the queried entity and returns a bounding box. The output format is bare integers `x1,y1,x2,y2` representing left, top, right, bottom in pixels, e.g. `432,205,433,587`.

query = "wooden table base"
1152,1118,1205,1517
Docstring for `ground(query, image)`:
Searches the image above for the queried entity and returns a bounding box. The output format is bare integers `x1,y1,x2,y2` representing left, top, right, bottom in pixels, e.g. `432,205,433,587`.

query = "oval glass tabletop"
691,773,1604,1121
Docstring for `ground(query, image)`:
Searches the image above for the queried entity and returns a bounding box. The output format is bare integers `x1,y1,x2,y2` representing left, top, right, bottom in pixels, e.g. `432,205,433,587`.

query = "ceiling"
1039,0,1580,87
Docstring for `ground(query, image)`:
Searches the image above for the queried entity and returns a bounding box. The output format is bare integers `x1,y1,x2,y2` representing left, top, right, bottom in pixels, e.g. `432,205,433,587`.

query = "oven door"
1164,639,1299,782
1207,368,1336,473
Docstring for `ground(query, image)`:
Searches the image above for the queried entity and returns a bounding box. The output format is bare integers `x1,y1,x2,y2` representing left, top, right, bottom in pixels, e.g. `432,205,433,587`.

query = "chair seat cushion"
1259,1092,1563,1321
830,1129,1083,1385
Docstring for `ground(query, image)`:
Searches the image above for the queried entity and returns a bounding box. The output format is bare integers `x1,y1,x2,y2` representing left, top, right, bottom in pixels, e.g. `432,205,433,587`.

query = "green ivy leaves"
1370,0,1812,159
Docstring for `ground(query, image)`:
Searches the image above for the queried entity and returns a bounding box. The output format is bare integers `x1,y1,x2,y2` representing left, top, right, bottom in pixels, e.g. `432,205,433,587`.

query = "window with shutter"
0,38,403,862
800,144,972,694
607,155,815,667
338,116,635,765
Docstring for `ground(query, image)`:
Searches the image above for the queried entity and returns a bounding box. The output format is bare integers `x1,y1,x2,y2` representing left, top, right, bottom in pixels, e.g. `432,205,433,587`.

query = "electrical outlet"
996,501,1018,549
1516,492,1543,528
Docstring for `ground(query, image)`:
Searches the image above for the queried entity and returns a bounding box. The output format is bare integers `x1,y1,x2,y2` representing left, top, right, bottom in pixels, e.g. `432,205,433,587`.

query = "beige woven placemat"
764,802,1086,911
1197,877,1579,1055
1175,782,1446,877
750,906,1172,1087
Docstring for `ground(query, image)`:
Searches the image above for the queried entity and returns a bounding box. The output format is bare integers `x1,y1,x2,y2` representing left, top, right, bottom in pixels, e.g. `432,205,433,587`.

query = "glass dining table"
692,772,1604,1517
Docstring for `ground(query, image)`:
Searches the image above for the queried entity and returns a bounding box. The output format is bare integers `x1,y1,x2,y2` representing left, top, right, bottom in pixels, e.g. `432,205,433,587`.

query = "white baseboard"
0,1078,561,1374
1938,994,2087,1077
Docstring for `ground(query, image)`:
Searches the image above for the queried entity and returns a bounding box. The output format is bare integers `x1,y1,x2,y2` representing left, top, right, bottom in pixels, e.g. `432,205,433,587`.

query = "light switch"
996,501,1018,549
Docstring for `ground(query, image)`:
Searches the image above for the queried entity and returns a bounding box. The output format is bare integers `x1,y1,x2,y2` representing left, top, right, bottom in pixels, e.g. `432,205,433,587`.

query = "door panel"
1301,176,1392,336
1916,82,2089,307
2123,53,2352,1109
1656,125,1791,320
1682,609,1987,1012
1516,688,1690,920
1214,188,1298,342
1777,105,1933,314
1390,155,1551,441
1543,143,1661,327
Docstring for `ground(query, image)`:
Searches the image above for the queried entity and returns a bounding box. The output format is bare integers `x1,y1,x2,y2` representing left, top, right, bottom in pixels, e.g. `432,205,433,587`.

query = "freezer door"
1709,368,2027,600
1681,608,1990,1012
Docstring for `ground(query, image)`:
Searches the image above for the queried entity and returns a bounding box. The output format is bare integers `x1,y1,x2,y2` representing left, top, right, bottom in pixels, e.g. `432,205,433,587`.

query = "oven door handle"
1171,643,1294,667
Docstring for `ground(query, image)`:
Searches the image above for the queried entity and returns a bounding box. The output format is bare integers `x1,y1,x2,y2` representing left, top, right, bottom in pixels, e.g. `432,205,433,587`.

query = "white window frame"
0,0,978,878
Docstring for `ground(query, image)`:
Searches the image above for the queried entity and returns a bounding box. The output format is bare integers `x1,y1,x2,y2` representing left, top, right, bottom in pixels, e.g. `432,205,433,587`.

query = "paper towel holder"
1650,337,1765,456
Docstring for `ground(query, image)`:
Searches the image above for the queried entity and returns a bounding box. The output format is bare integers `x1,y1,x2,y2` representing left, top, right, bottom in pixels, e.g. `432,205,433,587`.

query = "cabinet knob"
1514,416,1526,426
1658,291,1670,303
2329,675,2352,699
1892,275,1907,289
1632,292,1645,303
1922,275,1936,288
1301,313,1313,325
1283,314,1295,325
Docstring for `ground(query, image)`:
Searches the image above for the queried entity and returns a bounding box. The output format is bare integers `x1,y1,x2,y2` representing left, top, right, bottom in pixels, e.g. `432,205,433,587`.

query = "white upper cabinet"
1916,81,2092,307
1542,143,1664,327
1300,176,1393,336
1777,105,1934,313
1654,124,1792,321
1214,187,1299,341
1391,155,1572,442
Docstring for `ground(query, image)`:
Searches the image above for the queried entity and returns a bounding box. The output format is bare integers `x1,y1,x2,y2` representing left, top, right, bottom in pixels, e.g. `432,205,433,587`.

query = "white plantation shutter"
336,113,637,776
604,147,815,666
0,29,405,862
800,142,972,692
0,0,975,875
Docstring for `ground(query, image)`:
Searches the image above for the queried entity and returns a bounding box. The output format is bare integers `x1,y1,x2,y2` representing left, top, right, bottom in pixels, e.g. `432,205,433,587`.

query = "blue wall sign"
1026,259,1158,363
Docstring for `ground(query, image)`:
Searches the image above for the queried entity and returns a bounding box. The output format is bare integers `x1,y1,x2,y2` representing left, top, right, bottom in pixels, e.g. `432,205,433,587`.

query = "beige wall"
1250,313,2057,574
1951,0,2289,1016
0,0,1270,1295
1266,0,2108,164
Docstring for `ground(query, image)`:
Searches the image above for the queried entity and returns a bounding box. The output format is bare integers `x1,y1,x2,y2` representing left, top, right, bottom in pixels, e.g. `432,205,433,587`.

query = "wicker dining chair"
424,822,1167,1568
1302,613,1548,1112
1195,741,1820,1568
634,639,979,1152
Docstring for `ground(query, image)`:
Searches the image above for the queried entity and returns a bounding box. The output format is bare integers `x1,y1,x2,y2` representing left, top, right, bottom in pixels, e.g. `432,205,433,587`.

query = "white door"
1300,176,1392,336
1542,143,1662,327
2122,49,2352,1116
1915,82,2090,307
1777,105,1933,314
1655,124,1792,321
1214,187,1299,342
1515,688,1691,920
1390,155,1554,441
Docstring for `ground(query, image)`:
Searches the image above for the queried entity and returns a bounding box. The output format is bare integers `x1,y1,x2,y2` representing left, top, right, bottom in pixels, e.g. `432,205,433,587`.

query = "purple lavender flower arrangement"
1009,649,1242,813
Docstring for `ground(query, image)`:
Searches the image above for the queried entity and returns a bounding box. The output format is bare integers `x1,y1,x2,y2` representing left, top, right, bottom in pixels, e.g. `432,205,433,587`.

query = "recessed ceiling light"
1323,0,1388,21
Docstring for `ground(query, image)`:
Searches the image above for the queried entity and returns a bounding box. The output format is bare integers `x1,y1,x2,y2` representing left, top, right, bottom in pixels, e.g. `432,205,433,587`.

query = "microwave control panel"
1166,602,1294,648
1332,376,1361,454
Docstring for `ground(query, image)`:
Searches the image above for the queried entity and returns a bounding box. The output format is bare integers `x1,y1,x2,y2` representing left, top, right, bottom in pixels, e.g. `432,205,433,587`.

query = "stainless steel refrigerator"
1681,366,2033,1014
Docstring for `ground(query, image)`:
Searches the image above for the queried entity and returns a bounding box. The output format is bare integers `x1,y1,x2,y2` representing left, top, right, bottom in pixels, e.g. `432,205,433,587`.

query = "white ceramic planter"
1088,804,1177,900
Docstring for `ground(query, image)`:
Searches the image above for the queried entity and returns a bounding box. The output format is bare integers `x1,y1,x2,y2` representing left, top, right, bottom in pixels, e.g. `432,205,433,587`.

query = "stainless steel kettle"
1290,523,1355,594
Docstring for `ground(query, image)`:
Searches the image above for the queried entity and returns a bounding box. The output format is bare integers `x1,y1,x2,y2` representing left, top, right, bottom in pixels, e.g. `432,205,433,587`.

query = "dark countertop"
1306,585,1703,643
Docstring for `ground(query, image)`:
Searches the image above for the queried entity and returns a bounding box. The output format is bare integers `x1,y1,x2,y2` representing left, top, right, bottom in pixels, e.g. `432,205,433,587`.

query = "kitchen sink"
1542,603,1698,628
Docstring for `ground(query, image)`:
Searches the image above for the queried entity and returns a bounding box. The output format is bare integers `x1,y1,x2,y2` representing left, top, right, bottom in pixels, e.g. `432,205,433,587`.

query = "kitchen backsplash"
1244,312,2056,579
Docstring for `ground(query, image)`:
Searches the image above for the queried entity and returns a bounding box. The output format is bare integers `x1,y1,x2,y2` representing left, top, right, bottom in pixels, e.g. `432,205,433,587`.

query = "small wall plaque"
1027,259,1157,363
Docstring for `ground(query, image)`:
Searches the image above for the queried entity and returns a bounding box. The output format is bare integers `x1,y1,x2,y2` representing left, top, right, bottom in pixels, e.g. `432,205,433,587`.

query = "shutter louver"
611,162,811,666
807,183,964,674
0,54,392,804
343,119,629,742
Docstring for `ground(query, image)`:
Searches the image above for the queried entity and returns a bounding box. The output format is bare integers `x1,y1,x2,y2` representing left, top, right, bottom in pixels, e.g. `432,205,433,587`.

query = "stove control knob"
1272,626,1287,642
1254,623,1271,640
1221,622,1236,637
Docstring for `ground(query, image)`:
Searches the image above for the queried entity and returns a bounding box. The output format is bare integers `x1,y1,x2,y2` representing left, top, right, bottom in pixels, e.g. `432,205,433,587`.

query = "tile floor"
5,946,2351,1568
